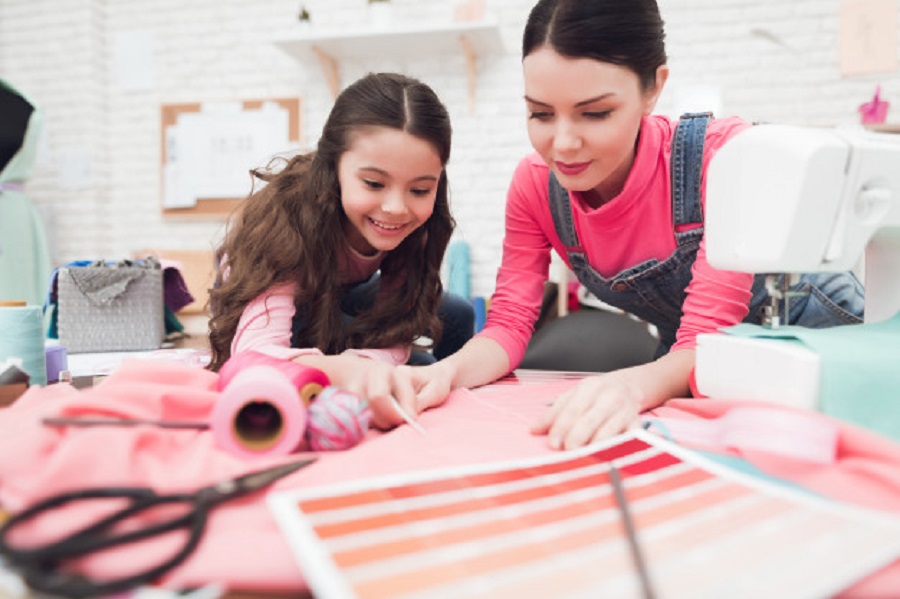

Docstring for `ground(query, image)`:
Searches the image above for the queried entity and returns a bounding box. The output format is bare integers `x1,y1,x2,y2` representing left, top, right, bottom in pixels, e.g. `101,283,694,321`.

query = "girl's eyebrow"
359,166,388,176
359,167,438,183
524,93,615,108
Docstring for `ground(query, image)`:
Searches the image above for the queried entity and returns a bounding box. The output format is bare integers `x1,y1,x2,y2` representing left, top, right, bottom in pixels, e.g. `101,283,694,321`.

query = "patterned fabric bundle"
306,386,371,451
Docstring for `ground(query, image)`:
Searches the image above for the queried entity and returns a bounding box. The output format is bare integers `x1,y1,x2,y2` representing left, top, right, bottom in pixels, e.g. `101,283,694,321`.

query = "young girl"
412,0,864,448
209,72,470,429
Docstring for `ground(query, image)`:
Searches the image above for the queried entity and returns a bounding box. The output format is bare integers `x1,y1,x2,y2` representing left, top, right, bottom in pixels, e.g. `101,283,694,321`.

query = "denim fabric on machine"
291,272,474,364
549,112,864,359
745,272,864,327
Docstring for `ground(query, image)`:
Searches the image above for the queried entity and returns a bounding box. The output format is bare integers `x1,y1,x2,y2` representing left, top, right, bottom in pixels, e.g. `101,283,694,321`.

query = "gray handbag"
57,258,165,353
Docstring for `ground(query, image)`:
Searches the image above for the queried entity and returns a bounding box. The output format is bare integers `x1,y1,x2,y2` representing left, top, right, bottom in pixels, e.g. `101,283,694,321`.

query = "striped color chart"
268,430,900,599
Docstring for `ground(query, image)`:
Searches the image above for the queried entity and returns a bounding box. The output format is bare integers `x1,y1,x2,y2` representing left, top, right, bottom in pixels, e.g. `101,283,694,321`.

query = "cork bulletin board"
160,97,301,219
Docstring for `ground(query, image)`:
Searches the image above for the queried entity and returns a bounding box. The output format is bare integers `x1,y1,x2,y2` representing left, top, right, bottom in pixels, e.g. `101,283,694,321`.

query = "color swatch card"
268,429,900,599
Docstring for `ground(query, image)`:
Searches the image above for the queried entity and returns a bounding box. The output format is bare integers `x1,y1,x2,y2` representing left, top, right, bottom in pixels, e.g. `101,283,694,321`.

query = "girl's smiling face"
523,46,667,207
338,126,444,256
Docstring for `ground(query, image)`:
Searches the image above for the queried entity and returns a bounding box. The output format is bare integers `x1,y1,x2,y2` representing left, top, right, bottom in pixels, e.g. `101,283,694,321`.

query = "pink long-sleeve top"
229,240,410,365
479,114,754,370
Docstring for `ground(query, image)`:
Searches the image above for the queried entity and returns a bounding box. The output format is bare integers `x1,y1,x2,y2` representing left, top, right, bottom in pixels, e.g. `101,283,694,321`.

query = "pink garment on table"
647,397,900,599
0,361,551,593
228,241,409,365
2,363,898,596
478,114,754,369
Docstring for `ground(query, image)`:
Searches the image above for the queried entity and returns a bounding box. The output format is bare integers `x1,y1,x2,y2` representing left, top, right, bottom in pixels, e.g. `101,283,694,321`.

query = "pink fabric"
1,363,898,596
0,361,551,593
647,398,900,599
478,114,754,369
648,398,900,513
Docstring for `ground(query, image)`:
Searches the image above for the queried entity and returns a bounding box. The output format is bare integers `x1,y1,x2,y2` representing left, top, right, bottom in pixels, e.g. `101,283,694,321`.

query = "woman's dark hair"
208,72,454,371
522,0,667,90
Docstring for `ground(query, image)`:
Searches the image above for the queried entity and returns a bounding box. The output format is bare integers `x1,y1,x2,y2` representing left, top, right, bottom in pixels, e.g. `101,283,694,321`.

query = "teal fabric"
696,451,819,497
644,422,818,497
0,80,52,307
446,240,471,299
725,313,900,442
164,306,184,335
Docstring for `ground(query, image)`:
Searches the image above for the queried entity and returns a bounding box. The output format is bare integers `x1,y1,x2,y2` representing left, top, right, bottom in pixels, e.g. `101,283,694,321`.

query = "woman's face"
338,126,443,256
523,46,667,205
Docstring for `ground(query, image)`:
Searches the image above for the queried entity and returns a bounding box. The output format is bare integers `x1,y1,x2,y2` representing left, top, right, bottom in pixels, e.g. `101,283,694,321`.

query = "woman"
412,0,863,448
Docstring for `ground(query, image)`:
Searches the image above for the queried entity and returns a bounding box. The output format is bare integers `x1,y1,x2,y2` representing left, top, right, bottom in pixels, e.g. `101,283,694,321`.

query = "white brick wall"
1,0,897,298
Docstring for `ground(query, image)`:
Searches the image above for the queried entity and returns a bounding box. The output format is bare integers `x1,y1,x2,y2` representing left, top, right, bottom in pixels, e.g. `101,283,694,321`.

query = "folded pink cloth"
647,398,900,599
0,360,551,592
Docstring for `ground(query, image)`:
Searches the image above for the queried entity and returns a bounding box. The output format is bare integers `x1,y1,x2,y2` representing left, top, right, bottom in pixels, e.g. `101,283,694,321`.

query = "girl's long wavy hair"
207,72,454,371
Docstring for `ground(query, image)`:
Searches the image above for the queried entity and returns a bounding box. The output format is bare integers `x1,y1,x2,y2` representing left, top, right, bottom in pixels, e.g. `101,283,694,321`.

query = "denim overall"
549,112,864,358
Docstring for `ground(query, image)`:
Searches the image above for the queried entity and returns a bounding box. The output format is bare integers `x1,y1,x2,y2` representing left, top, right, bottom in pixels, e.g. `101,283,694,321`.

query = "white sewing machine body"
695,124,900,408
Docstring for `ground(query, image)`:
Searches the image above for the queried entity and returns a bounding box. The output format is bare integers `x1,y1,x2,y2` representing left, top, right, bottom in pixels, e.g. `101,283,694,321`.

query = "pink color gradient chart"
269,430,900,599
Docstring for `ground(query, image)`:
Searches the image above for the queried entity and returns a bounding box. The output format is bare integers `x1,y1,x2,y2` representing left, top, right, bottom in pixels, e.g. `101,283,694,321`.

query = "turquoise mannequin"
0,79,52,306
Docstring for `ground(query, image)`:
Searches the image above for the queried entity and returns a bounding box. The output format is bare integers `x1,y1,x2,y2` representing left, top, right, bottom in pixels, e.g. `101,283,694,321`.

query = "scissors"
0,458,316,598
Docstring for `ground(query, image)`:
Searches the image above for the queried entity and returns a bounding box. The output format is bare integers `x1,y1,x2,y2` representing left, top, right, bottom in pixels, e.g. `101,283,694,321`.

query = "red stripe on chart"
299,438,654,514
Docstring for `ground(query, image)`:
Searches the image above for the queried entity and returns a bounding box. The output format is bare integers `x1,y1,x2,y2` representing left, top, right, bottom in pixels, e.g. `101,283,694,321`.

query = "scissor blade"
234,458,318,493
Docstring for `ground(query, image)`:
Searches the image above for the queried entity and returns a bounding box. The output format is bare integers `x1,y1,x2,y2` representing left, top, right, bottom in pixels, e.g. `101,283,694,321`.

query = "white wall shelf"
275,21,505,112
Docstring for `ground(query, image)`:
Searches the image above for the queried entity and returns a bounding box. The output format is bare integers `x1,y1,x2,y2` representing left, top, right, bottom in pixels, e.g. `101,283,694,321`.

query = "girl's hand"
531,372,644,450
329,357,419,430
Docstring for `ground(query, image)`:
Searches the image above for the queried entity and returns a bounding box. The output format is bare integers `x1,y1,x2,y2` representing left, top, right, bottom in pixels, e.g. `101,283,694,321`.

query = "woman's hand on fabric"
409,361,458,412
531,372,644,450
531,350,695,449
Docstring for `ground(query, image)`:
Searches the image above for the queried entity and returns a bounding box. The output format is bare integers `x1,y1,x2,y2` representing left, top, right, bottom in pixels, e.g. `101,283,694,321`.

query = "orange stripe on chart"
314,469,612,538
332,467,712,567
348,479,749,598
299,438,653,513
350,513,621,599
459,495,795,599
632,479,750,530
311,448,671,539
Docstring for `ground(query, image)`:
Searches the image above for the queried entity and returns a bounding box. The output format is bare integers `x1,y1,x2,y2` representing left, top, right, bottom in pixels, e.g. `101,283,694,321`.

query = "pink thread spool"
305,386,371,451
213,352,331,459
212,365,310,459
218,350,330,405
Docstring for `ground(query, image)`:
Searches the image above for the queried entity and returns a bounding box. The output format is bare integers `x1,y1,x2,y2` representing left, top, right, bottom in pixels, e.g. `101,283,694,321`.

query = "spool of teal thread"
0,303,47,386
446,241,471,299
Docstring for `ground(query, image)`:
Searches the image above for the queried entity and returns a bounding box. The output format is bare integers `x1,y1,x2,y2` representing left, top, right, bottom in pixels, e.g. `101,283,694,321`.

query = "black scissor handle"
0,488,208,598
1,488,149,555
0,487,169,560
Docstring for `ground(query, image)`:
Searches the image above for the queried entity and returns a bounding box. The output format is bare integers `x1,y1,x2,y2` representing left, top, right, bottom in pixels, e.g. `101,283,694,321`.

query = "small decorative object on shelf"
367,0,393,28
858,85,890,125
298,5,311,30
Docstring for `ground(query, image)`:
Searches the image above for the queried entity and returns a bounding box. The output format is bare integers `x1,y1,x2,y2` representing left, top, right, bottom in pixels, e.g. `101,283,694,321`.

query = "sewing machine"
695,123,900,408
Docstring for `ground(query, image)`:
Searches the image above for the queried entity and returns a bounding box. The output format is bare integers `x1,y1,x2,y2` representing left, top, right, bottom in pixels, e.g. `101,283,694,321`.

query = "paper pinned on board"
839,0,898,76
162,102,290,209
